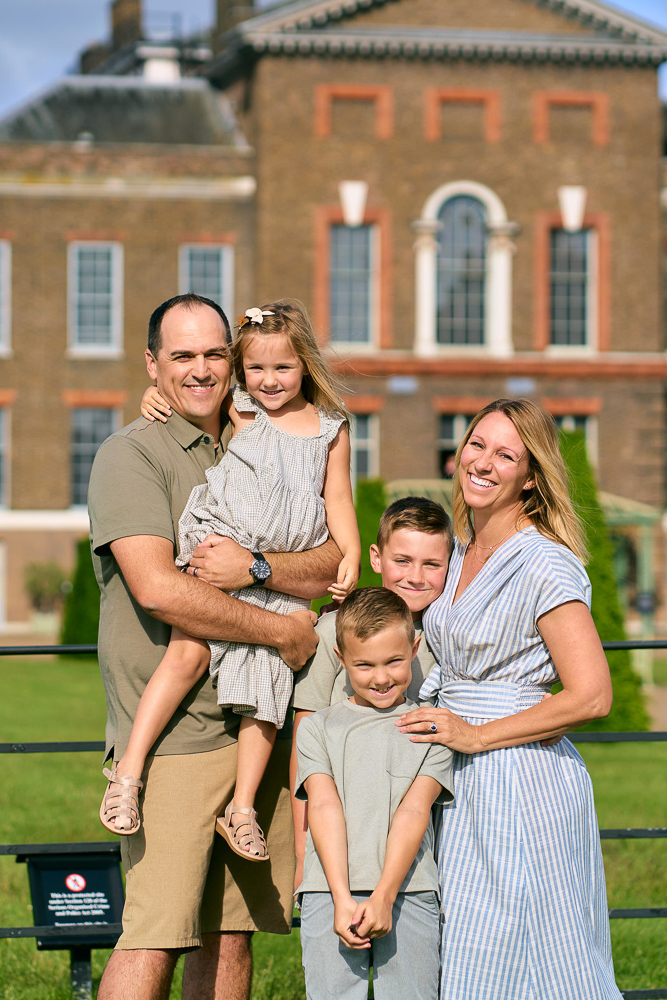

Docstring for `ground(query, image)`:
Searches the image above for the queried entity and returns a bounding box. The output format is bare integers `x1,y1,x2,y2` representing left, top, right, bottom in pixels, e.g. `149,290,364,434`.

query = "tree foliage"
559,431,648,732
60,538,100,646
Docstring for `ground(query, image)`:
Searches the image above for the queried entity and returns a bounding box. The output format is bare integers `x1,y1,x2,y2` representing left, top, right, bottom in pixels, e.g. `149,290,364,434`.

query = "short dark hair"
377,496,453,554
147,293,232,356
335,587,415,653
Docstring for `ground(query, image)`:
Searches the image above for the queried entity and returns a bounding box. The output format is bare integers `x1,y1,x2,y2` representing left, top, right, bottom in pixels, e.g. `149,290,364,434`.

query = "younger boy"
292,497,453,881
295,587,453,1000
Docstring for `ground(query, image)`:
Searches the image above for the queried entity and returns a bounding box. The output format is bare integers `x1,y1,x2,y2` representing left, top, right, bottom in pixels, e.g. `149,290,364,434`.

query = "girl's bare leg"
115,628,211,780
231,716,277,841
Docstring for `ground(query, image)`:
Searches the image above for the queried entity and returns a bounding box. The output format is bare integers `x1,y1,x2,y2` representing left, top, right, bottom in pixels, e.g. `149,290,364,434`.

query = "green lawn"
0,657,665,998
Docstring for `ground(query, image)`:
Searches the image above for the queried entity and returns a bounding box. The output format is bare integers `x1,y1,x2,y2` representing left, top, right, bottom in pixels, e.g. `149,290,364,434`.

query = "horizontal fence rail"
1,642,666,1000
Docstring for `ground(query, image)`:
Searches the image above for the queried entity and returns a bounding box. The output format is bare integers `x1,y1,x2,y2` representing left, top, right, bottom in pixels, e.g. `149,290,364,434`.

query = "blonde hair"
233,299,348,422
452,398,587,562
335,587,415,654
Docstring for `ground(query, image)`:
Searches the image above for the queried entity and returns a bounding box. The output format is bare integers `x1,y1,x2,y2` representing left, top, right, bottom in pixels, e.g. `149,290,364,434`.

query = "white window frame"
178,244,234,322
67,242,124,358
413,180,513,359
70,407,121,508
0,242,12,356
350,413,380,492
0,407,11,508
546,228,598,356
328,223,380,350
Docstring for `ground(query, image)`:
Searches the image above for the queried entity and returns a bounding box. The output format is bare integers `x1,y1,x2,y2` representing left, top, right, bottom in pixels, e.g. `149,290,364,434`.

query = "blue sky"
1,0,667,120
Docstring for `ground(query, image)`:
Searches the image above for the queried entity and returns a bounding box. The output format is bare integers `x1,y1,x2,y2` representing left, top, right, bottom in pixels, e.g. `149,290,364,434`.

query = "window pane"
550,230,589,346
350,413,376,490
436,196,486,345
71,409,116,505
0,410,5,504
75,248,115,345
187,248,224,305
438,415,456,444
330,225,373,344
0,243,6,346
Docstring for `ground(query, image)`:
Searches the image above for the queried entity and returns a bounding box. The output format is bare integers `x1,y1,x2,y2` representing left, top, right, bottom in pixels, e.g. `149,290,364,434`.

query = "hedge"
60,537,100,647
560,431,648,732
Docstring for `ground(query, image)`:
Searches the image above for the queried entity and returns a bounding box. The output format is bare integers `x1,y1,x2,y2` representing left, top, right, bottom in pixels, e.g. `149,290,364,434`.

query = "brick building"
0,0,666,629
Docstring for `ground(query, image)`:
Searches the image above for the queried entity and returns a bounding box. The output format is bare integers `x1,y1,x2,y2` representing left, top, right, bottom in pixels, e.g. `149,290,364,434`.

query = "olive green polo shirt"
88,410,235,760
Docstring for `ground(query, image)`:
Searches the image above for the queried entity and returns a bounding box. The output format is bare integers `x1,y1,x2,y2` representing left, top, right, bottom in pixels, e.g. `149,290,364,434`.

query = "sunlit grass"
0,658,664,997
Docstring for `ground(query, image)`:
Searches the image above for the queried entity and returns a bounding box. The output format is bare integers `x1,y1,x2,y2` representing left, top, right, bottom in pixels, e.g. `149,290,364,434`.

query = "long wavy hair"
452,398,587,562
233,299,348,422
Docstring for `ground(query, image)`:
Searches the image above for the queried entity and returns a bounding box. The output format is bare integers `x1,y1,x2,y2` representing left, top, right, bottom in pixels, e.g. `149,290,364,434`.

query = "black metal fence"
0,643,666,999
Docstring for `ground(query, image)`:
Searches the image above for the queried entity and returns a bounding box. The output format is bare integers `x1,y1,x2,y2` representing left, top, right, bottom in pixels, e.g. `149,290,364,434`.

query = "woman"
398,398,622,1000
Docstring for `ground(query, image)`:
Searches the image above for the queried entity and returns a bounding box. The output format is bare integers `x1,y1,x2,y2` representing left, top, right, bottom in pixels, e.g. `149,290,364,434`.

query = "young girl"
100,300,361,861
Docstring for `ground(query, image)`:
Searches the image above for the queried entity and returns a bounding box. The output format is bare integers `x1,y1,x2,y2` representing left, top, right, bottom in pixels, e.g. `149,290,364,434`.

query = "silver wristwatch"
249,552,271,586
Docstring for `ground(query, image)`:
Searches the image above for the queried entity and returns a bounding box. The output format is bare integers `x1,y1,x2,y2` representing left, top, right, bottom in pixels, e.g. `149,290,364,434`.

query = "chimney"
112,0,143,51
216,0,255,37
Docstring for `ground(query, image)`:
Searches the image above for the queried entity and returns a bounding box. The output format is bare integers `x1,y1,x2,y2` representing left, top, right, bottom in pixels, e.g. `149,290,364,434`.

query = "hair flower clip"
245,307,275,325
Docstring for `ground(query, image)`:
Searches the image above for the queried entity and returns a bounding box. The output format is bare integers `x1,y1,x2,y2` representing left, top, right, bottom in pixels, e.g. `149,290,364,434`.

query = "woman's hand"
141,385,172,422
396,706,484,754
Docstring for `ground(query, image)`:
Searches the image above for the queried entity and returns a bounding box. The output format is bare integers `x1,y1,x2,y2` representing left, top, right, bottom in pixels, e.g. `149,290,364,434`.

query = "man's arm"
110,534,318,669
185,535,342,600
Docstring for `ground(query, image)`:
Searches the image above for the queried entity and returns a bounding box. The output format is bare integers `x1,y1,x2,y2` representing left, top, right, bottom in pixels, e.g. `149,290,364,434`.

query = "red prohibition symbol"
65,873,86,893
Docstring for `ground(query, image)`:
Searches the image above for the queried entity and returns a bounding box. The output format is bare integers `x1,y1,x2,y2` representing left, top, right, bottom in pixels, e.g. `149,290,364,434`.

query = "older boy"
296,588,453,1000
292,497,453,880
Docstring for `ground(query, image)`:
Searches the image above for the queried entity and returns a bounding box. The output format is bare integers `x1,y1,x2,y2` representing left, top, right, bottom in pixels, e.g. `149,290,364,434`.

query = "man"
88,293,340,1000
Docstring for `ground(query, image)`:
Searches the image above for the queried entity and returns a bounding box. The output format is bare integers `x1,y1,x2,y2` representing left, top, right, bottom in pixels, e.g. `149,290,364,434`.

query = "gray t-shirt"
295,699,454,895
293,610,437,711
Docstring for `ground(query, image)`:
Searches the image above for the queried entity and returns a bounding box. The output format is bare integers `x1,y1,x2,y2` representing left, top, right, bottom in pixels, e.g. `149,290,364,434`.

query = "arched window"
436,196,487,345
413,180,514,358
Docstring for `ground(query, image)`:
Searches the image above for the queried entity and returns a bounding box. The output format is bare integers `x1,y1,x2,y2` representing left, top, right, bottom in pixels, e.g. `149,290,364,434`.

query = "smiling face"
242,332,305,412
459,411,535,515
336,624,419,710
145,303,231,435
369,528,450,619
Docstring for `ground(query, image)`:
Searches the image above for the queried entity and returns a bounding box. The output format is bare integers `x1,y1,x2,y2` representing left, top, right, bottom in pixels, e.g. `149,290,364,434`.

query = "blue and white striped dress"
421,527,622,1000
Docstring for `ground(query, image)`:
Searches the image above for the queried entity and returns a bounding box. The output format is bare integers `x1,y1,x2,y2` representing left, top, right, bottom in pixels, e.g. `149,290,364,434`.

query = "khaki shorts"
116,739,295,950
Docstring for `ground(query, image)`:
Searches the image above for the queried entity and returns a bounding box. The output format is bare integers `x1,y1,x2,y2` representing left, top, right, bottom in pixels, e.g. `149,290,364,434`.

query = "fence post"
70,945,93,999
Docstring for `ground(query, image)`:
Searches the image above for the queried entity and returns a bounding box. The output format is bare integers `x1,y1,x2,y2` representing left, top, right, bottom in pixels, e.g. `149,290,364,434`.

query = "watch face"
251,557,272,583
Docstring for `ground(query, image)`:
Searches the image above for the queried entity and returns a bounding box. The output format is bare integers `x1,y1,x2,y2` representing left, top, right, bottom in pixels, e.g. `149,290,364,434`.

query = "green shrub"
355,477,386,588
60,538,100,646
24,561,67,614
311,477,386,614
560,431,648,732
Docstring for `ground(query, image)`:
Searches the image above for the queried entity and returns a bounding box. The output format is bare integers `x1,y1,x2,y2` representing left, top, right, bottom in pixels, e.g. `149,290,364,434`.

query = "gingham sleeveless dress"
420,527,622,1000
176,386,345,728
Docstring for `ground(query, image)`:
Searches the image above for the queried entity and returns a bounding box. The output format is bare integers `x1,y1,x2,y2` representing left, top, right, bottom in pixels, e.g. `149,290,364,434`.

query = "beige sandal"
216,801,269,862
99,767,143,835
